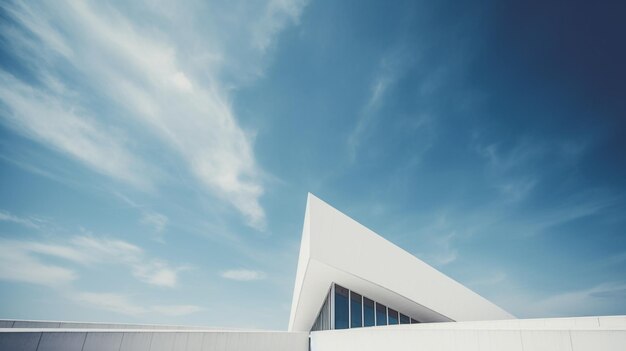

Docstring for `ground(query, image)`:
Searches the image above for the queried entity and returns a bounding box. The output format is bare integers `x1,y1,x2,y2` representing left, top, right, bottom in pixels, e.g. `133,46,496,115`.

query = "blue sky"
0,0,625,330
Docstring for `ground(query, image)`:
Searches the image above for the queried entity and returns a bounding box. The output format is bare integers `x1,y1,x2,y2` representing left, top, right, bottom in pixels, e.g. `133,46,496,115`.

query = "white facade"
289,193,513,332
0,326,308,351
311,316,626,351
1,193,625,350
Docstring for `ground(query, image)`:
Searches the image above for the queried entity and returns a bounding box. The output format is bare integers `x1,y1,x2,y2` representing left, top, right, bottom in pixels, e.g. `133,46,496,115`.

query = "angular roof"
288,193,514,332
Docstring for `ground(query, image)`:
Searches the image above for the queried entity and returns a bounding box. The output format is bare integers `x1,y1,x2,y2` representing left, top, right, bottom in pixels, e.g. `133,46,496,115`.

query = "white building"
1,193,625,350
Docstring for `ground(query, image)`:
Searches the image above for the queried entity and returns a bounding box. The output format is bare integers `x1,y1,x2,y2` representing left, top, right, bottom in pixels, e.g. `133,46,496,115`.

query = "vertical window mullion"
330,284,335,329
361,295,364,328
348,288,351,328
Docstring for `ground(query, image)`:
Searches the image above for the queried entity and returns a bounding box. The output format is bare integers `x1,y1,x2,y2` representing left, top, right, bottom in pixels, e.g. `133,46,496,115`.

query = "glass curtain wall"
400,313,410,324
350,291,362,328
363,297,375,327
375,303,387,326
311,289,332,331
388,308,399,324
334,285,350,329
312,283,422,331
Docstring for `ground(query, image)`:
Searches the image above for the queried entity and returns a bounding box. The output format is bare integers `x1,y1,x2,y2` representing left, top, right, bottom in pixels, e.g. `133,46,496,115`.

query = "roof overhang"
288,194,514,332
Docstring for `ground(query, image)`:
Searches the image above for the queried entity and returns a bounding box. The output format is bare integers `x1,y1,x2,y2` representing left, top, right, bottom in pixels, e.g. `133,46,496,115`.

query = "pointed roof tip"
306,192,331,207
306,192,320,202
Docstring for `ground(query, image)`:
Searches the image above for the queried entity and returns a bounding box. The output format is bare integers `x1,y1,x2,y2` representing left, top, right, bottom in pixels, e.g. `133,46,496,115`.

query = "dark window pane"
388,308,399,325
363,297,375,327
375,303,387,326
312,289,332,331
410,318,420,324
400,314,410,324
350,291,362,328
334,285,349,329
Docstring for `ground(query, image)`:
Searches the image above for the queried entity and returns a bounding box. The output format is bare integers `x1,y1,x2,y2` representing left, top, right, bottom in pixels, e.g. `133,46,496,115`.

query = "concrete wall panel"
0,332,41,351
37,332,86,351
486,330,523,351
453,330,480,351
311,328,626,351
571,331,626,351
203,332,225,351
599,316,626,328
120,332,152,351
520,331,572,351
82,332,123,351
172,332,188,350
185,332,203,351
149,332,175,351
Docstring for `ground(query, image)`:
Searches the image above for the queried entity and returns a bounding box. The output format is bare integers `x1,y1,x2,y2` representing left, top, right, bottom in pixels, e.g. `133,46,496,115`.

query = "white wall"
310,316,626,351
0,320,237,330
0,330,309,351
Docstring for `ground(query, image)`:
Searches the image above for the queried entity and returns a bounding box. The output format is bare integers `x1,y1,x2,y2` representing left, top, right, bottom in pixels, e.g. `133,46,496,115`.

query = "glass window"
363,297,375,327
400,314,410,324
388,308,399,324
311,289,332,331
350,291,362,328
410,318,420,324
334,285,349,329
375,303,387,326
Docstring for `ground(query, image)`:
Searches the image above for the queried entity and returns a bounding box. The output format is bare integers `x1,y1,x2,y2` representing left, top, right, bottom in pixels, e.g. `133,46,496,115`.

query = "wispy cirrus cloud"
73,292,203,317
0,0,308,229
0,72,153,189
251,0,308,53
221,269,267,281
0,234,187,288
140,211,169,242
114,192,169,242
0,242,78,287
0,206,200,316
497,281,626,318
473,136,590,203
347,52,404,161
71,234,188,288
411,213,459,266
0,210,44,229
151,304,204,317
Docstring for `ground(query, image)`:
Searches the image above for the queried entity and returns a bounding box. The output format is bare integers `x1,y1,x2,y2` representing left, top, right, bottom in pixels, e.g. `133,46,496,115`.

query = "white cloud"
170,71,193,92
140,211,169,241
498,282,626,318
73,291,204,317
0,0,308,229
0,210,42,229
74,292,147,316
0,235,185,288
347,74,391,161
347,50,407,161
0,72,152,190
151,304,204,317
430,232,458,266
474,137,591,203
132,260,181,288
495,177,538,203
113,193,169,241
251,0,308,52
70,235,184,287
70,235,143,264
411,213,459,267
221,269,267,281
0,240,77,287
